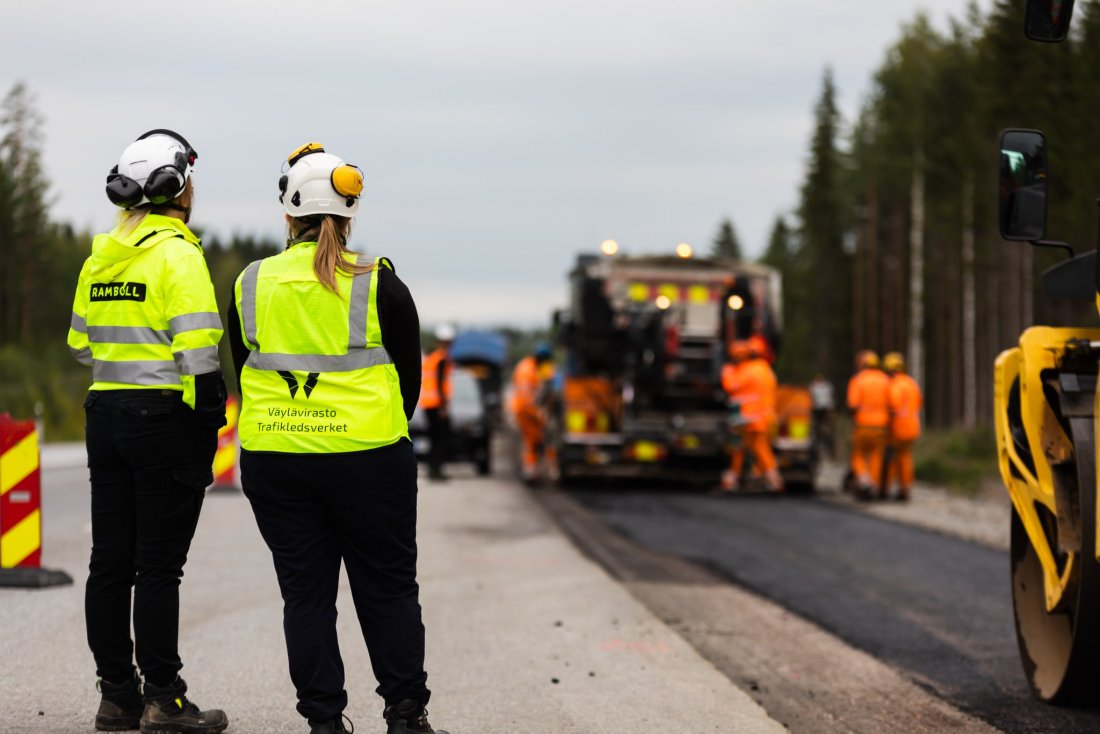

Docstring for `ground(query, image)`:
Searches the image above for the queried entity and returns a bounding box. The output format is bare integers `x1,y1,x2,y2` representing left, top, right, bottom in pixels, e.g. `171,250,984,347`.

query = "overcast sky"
2,1,988,327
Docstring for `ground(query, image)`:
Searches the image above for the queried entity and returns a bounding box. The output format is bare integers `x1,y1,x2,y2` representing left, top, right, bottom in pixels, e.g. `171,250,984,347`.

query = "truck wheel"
1010,420,1100,703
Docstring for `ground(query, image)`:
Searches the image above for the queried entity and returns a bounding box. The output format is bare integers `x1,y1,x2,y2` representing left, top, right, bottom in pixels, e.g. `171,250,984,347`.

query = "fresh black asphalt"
570,489,1100,733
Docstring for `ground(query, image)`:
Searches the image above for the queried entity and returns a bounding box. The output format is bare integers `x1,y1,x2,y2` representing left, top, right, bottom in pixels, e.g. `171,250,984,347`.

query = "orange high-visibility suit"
420,347,453,477
723,356,779,485
511,355,552,477
847,367,891,491
420,348,452,410
887,372,922,496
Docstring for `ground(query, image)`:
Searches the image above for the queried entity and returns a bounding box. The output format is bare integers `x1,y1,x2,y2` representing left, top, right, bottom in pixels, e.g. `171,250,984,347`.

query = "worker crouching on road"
847,350,891,501
721,340,782,492
510,341,556,482
68,130,229,733
227,143,448,734
420,325,455,481
884,352,922,501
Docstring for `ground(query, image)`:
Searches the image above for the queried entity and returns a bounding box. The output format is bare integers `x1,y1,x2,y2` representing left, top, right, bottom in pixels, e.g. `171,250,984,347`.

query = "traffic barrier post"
0,413,72,588
210,395,240,492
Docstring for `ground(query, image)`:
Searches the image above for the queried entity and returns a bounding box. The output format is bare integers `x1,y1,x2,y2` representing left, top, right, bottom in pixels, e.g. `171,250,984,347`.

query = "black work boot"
95,673,144,731
139,677,228,734
308,714,353,733
384,699,449,734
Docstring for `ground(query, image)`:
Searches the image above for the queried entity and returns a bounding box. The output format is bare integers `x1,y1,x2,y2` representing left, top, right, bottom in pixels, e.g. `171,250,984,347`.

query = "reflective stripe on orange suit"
847,368,890,486
420,348,452,409
888,373,922,491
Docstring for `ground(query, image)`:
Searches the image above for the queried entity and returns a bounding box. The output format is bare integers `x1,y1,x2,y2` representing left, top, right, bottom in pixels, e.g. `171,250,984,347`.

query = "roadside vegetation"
912,427,998,498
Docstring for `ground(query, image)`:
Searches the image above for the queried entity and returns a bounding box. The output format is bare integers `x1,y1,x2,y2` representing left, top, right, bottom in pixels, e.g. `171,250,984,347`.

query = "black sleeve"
377,263,422,420
226,299,249,390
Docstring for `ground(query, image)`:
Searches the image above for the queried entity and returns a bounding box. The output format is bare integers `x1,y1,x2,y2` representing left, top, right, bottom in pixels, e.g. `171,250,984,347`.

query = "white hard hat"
105,129,197,209
279,142,363,218
434,323,456,342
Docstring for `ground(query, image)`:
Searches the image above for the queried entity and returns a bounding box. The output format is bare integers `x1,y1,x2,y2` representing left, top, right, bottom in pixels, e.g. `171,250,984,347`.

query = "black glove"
194,370,228,431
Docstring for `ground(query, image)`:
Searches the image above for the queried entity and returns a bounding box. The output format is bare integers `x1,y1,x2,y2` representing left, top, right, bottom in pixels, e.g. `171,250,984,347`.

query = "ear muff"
143,151,188,205
331,164,363,207
278,174,289,203
105,164,143,208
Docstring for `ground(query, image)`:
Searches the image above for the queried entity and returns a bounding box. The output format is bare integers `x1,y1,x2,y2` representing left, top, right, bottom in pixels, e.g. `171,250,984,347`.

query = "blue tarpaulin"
451,331,507,366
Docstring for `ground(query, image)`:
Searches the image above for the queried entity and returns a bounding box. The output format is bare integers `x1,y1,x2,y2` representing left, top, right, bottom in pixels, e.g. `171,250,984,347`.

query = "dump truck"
550,251,815,486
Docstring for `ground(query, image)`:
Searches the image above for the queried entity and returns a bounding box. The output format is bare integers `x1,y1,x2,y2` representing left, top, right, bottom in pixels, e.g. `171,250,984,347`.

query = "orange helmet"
856,349,880,369
729,340,752,361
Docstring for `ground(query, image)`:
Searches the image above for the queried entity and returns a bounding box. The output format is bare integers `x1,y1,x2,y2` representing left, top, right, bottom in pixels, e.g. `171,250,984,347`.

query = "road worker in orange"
420,324,455,480
510,342,555,482
884,351,922,501
847,350,891,500
721,340,782,492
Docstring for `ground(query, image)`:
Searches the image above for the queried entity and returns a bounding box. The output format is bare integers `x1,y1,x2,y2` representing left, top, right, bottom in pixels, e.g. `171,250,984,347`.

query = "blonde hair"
287,214,373,292
114,179,195,237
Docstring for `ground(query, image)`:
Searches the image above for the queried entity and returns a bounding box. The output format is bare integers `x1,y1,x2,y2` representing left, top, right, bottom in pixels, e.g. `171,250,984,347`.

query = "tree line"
729,0,1100,429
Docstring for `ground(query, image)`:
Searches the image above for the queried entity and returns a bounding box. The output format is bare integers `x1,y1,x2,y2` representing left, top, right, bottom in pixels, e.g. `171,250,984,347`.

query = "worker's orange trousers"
887,439,915,495
515,406,545,474
850,426,888,489
730,429,777,476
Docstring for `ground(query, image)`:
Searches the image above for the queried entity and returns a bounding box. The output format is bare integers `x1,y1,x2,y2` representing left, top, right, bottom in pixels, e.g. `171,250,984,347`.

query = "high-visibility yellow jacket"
234,244,407,453
66,213,223,408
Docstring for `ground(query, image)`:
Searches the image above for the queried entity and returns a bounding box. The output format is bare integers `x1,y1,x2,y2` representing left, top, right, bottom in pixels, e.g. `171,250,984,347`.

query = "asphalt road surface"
556,487,1100,734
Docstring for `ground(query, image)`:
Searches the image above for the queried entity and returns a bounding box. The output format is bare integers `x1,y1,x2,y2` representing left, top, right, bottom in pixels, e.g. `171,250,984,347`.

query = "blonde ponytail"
288,215,373,293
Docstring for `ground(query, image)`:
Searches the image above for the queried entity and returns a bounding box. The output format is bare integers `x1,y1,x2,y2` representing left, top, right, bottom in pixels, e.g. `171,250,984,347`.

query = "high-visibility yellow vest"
235,244,408,453
66,213,223,408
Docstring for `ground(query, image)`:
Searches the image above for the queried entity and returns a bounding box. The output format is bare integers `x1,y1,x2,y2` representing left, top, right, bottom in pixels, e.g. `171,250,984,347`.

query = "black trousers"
425,408,449,475
84,389,216,687
240,440,429,722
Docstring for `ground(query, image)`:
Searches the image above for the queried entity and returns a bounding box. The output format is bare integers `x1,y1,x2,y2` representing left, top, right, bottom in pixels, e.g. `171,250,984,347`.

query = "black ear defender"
105,164,143,209
106,129,199,208
278,174,288,203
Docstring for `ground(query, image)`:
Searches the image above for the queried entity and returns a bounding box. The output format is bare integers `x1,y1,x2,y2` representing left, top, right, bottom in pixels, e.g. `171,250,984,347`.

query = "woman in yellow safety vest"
68,129,229,733
226,143,447,734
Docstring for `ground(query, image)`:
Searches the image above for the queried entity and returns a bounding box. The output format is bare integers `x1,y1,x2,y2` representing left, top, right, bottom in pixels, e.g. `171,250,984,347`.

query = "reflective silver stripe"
246,347,393,373
70,346,93,365
169,312,222,334
347,271,371,350
92,359,181,385
70,312,87,333
240,262,260,345
87,326,171,345
175,346,222,375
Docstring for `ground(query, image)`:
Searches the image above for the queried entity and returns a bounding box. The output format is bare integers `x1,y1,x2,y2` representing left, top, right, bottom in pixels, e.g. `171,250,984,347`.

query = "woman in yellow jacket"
227,143,447,734
68,129,228,733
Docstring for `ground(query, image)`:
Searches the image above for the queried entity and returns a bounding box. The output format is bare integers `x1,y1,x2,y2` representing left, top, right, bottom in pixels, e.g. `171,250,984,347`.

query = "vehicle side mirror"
1025,0,1075,43
999,129,1048,242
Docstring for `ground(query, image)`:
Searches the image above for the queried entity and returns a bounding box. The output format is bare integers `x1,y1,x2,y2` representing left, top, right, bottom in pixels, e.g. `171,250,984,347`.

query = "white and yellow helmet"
278,142,364,218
